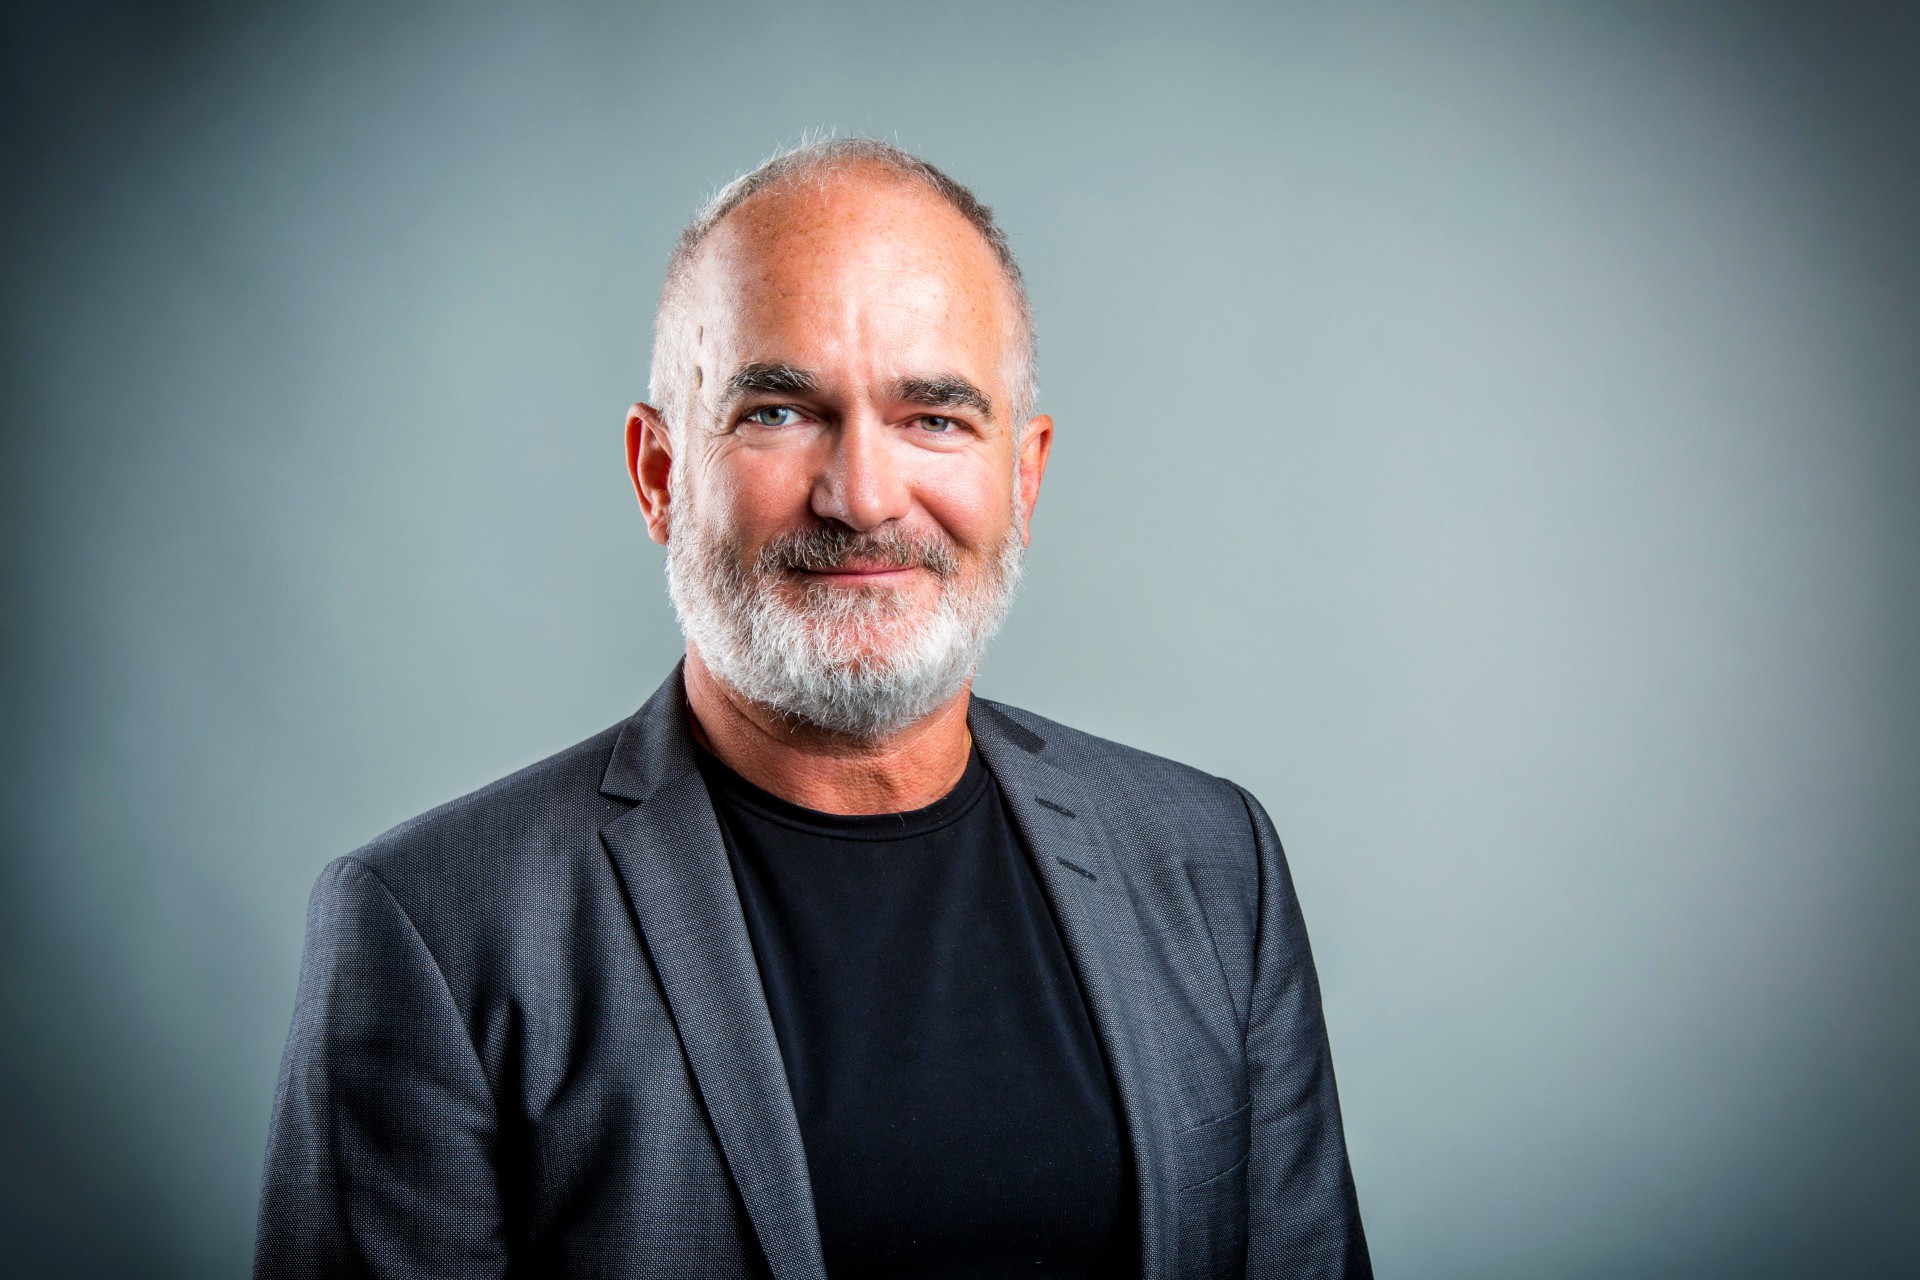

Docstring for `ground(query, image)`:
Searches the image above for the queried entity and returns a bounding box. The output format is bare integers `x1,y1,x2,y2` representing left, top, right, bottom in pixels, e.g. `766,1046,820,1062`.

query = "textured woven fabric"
254,665,1370,1278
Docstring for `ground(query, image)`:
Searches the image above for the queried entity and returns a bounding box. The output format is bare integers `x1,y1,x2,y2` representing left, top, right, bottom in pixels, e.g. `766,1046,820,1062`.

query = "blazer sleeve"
1234,786,1372,1279
254,856,507,1279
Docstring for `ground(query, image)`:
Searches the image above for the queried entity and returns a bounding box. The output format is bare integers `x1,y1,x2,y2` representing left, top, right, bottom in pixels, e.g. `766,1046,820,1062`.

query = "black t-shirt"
696,744,1129,1278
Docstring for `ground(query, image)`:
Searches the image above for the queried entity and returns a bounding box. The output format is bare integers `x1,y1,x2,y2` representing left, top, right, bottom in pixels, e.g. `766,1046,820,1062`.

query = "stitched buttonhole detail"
1054,855,1098,882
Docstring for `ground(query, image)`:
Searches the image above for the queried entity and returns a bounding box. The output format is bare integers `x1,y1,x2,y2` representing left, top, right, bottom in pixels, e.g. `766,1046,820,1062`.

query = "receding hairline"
666,141,1026,298
691,162,1010,279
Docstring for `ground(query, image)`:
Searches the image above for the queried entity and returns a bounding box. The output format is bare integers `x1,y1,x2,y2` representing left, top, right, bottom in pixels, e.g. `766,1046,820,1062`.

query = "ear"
1015,414,1054,543
625,402,675,545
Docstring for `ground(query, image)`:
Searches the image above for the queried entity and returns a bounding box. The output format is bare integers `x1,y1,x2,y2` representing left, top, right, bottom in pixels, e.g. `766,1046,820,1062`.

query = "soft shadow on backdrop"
3,2,1916,1276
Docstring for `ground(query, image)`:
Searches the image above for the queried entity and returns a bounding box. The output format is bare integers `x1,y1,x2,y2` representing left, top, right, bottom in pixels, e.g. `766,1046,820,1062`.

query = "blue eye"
745,406,803,427
919,416,958,433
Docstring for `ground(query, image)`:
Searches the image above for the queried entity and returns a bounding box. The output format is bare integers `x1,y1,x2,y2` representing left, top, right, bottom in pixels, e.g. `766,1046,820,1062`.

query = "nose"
811,416,911,532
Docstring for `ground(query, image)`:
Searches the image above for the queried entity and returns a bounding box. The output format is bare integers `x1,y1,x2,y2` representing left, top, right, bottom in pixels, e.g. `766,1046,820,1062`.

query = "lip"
795,565,920,583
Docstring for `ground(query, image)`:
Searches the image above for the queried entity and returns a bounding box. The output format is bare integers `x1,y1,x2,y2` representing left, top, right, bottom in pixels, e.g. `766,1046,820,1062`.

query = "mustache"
756,524,960,578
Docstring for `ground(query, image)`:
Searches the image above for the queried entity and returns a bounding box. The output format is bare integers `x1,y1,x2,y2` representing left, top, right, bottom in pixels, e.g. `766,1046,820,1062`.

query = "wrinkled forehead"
683,173,1020,382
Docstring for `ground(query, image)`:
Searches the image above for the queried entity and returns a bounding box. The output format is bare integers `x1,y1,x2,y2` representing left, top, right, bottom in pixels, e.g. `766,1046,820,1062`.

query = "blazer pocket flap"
1176,1098,1251,1192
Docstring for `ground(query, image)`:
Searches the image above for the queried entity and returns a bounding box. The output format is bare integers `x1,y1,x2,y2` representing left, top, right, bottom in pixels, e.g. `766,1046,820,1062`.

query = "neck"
681,647,975,815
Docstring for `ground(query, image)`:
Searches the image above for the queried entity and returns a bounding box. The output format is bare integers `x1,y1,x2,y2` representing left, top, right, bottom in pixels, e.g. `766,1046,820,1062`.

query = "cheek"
702,448,817,537
912,450,1017,549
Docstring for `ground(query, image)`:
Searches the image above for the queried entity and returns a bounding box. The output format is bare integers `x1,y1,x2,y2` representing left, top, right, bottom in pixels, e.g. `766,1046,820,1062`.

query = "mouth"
793,563,922,585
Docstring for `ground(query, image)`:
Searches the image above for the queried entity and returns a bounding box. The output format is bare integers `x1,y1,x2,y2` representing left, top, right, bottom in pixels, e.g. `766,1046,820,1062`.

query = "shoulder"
314,717,636,950
351,721,627,874
974,698,1262,847
977,699,1285,1029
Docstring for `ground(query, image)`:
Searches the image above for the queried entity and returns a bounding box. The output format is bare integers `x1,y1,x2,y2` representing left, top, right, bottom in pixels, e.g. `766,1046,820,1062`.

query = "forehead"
685,171,1017,380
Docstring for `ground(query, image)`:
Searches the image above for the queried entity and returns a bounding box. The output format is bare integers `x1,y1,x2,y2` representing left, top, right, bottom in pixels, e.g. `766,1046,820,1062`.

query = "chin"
790,575,938,606
802,621,933,668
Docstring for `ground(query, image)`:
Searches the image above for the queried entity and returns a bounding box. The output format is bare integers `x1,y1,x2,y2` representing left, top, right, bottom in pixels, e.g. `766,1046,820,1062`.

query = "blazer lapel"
970,700,1177,1280
598,672,827,1280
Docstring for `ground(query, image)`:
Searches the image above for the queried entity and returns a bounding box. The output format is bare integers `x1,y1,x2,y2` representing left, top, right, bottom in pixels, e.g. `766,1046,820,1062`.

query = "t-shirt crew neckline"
692,744,992,842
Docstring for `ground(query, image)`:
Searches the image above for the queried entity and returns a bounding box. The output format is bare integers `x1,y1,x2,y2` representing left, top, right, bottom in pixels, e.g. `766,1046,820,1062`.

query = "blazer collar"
969,699,1176,1279
597,665,828,1280
598,661,699,806
594,670,1175,1280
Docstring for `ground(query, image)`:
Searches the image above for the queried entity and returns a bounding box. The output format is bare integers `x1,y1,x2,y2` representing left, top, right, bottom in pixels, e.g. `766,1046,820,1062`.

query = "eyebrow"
726,362,820,398
721,363,995,421
890,375,993,420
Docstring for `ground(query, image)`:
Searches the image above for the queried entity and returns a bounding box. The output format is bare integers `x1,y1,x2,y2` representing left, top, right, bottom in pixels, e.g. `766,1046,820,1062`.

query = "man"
255,138,1370,1279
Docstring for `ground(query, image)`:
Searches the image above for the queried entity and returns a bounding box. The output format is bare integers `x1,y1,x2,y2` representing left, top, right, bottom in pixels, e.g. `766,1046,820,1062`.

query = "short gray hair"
648,137,1038,440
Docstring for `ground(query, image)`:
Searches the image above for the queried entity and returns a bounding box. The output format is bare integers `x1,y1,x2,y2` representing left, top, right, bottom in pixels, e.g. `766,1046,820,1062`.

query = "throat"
681,644,974,814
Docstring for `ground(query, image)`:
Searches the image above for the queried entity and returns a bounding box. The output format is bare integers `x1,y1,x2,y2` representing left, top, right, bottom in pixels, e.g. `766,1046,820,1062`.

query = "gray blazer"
255,669,1370,1278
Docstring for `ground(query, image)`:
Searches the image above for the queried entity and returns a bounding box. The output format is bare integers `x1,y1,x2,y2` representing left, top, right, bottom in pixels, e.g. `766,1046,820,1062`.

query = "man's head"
626,140,1053,740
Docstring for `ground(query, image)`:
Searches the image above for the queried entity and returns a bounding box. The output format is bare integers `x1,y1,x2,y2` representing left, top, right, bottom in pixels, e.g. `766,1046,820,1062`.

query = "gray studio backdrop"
4,2,1916,1276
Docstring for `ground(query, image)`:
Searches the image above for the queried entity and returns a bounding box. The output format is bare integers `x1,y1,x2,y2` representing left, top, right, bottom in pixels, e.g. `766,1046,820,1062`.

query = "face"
627,169,1053,737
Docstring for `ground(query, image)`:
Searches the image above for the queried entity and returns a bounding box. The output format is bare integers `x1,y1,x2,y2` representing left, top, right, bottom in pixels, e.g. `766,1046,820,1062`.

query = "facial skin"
625,166,1053,813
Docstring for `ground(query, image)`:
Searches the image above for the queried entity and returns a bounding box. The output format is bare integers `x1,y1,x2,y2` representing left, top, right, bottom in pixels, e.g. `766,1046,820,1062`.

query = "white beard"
665,502,1025,740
